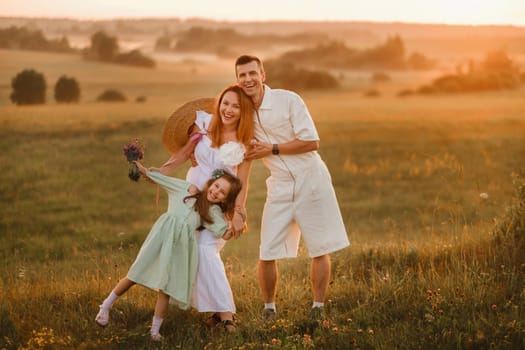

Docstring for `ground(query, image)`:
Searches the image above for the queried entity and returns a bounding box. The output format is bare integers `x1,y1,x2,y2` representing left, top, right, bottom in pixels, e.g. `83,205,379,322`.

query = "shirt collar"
259,85,272,110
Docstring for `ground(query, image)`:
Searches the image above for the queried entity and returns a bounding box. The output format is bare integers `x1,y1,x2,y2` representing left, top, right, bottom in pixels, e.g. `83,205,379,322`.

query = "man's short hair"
235,54,264,74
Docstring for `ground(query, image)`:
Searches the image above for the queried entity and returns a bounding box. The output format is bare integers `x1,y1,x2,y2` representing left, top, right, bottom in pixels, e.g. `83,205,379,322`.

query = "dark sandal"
205,313,222,327
222,319,236,333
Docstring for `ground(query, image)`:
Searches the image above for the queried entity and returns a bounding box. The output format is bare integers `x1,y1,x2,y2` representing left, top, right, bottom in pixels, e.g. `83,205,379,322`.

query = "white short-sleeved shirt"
254,85,321,178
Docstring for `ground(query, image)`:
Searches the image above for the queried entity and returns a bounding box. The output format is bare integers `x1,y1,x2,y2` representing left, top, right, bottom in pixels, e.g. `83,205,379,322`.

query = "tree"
0,26,73,52
114,49,156,68
54,76,80,103
364,35,406,68
10,69,46,105
89,31,118,61
482,50,516,73
97,89,126,102
264,59,339,90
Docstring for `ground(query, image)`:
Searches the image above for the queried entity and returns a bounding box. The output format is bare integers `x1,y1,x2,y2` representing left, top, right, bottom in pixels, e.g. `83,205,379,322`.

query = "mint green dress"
126,171,228,310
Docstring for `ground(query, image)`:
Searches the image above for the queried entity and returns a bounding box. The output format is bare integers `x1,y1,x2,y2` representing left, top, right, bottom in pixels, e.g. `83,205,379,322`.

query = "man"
235,54,350,319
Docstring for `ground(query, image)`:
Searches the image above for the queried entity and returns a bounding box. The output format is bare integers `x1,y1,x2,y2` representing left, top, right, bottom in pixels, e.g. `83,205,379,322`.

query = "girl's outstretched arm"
134,160,148,176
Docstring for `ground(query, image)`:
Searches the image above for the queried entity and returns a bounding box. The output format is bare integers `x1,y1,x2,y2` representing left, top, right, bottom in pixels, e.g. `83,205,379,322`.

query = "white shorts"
259,160,350,260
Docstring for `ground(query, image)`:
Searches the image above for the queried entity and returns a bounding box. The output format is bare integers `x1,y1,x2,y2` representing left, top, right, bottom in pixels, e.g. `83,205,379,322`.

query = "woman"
159,85,254,332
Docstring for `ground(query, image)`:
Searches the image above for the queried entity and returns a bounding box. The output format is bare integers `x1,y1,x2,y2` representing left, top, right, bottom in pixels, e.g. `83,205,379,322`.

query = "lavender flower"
122,139,145,181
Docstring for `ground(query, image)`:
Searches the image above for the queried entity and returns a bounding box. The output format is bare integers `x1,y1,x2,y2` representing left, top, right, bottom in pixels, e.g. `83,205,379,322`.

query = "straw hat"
162,97,215,154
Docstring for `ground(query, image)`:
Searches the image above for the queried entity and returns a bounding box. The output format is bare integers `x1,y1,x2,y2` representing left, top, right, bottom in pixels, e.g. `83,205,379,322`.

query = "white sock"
312,301,324,308
101,291,119,309
264,303,276,311
150,315,164,335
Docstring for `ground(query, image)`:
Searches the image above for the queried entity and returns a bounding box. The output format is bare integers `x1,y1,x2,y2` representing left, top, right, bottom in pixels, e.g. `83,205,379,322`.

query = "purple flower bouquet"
122,139,145,181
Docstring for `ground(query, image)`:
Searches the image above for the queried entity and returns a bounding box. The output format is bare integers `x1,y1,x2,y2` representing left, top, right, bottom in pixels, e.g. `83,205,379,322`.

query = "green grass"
1,50,524,349
1,111,523,349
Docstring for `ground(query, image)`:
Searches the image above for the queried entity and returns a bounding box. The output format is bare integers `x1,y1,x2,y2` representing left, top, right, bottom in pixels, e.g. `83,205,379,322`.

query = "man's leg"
311,254,331,303
258,259,278,302
258,259,278,318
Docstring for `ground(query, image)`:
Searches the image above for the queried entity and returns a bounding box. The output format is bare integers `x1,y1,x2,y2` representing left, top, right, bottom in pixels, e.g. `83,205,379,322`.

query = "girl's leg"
102,277,136,308
96,277,136,327
150,291,169,340
154,290,169,318
113,277,136,296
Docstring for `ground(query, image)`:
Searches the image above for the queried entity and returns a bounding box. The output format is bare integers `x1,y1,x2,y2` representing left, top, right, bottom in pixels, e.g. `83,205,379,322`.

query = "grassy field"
1,49,524,349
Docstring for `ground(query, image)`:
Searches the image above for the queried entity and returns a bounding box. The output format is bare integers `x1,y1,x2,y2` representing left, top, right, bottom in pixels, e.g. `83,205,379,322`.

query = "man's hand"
245,140,271,161
245,139,319,161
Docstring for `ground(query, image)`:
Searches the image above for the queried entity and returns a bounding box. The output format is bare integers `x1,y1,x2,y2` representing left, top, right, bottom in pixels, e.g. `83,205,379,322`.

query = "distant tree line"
159,28,434,71
0,26,155,68
155,26,329,58
258,35,435,90
263,60,340,90
278,35,434,70
415,50,524,94
0,26,74,53
83,30,156,68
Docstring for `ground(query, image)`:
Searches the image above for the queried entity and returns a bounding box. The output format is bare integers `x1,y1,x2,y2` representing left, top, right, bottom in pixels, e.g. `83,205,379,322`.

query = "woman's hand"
231,207,247,238
188,184,199,195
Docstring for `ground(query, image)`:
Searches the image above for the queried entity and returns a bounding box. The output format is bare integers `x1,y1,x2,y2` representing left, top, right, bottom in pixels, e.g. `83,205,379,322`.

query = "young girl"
95,162,242,341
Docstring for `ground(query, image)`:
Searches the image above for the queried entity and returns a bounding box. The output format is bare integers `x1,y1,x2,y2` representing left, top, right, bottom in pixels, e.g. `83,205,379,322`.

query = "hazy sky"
1,0,524,26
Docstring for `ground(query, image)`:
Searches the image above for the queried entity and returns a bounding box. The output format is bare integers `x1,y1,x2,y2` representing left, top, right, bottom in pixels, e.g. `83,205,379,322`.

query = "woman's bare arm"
231,159,252,238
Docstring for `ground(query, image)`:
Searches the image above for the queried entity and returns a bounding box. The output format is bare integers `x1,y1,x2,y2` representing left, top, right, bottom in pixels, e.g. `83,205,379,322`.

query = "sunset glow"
0,0,524,26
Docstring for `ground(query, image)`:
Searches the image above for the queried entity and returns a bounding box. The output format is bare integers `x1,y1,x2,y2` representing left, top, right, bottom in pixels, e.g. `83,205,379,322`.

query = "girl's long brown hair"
208,85,254,148
184,171,242,224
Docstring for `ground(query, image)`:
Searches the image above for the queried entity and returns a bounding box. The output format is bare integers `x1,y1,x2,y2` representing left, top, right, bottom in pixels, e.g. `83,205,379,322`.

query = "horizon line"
1,15,524,28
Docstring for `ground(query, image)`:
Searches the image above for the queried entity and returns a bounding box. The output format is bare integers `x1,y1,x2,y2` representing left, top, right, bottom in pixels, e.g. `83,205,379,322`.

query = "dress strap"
195,111,213,131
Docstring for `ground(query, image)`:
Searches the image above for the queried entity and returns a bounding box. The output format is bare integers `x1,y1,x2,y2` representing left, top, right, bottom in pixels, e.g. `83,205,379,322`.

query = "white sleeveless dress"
187,111,236,313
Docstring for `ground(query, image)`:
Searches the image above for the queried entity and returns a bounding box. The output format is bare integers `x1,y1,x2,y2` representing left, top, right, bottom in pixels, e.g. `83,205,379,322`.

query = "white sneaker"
95,306,109,327
150,333,163,341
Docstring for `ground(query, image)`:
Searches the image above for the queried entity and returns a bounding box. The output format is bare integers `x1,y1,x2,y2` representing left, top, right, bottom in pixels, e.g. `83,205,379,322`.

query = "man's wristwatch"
272,144,279,155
